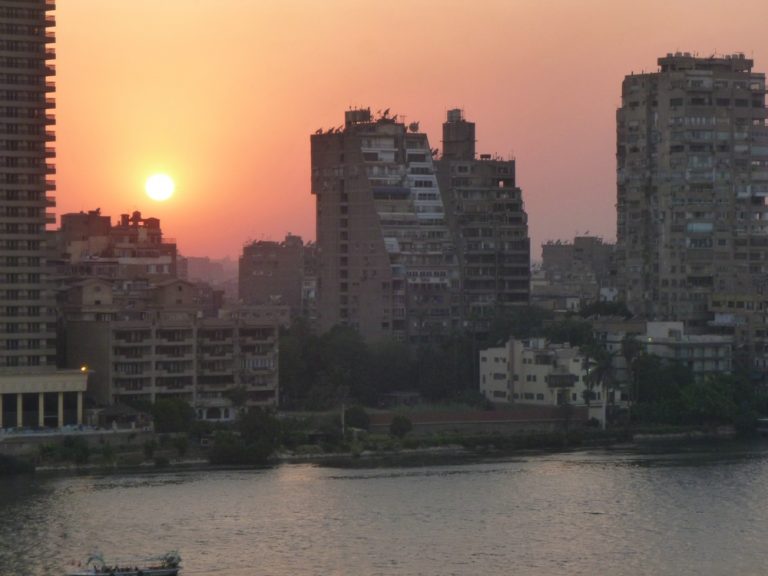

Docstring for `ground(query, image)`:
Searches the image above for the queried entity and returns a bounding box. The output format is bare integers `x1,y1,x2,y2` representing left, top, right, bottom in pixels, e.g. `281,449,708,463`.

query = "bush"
143,439,157,461
344,406,370,431
154,456,170,468
173,436,189,458
0,454,34,475
100,442,116,466
151,398,196,434
61,437,90,465
208,429,275,466
389,415,413,438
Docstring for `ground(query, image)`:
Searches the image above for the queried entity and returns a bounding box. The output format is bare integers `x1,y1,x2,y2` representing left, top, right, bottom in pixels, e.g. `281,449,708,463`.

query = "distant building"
57,209,178,279
62,286,287,416
479,339,602,418
709,292,768,377
534,236,616,311
435,109,530,325
239,234,305,318
643,321,732,379
0,1,87,429
311,108,459,343
616,53,768,328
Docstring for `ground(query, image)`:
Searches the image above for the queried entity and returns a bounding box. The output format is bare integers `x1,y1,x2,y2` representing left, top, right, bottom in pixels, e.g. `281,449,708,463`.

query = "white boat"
67,551,181,576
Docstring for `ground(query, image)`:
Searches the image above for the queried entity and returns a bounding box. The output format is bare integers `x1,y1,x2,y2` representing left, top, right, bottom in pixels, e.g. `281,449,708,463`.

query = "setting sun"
145,173,175,202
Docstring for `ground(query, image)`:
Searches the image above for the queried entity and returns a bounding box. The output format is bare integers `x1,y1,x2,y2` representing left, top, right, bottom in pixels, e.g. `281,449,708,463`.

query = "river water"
1,442,767,576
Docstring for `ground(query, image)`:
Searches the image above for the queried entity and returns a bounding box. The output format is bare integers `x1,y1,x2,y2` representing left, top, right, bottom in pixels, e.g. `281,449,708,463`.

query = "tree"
621,335,642,420
238,408,282,447
581,342,614,428
632,354,693,424
545,318,595,347
223,386,248,411
487,305,553,343
679,375,738,425
151,398,195,433
173,435,189,459
389,415,413,438
579,301,632,319
143,439,157,461
343,406,370,431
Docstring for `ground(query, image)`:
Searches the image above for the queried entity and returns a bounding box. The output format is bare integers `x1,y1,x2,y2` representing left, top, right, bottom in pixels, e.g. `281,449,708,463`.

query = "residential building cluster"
310,108,530,343
479,321,733,417
0,1,764,430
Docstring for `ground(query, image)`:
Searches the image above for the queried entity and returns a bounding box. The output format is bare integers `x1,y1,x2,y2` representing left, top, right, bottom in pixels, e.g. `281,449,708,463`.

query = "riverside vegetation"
3,303,767,474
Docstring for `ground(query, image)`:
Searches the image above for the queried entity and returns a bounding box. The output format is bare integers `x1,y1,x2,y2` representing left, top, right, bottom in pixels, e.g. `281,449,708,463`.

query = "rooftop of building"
657,52,753,73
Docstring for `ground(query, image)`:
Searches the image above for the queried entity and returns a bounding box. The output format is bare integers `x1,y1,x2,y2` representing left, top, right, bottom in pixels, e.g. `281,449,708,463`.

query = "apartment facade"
63,293,287,419
616,53,768,328
479,338,597,409
311,108,459,343
0,1,87,428
435,109,530,325
239,233,304,317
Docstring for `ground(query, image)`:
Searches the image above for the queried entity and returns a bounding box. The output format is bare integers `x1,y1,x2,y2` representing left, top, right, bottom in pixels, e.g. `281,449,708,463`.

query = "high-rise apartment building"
0,1,87,428
436,109,530,324
311,109,459,343
617,53,768,327
239,234,305,317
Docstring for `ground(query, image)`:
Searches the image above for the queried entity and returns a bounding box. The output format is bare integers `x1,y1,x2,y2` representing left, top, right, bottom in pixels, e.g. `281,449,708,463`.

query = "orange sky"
55,0,768,259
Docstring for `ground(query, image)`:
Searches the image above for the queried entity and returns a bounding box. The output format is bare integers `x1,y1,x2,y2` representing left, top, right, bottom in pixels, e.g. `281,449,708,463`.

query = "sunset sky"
55,0,768,259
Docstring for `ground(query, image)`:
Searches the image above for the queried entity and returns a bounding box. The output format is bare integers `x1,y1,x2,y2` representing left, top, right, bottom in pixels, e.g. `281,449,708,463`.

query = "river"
1,442,767,576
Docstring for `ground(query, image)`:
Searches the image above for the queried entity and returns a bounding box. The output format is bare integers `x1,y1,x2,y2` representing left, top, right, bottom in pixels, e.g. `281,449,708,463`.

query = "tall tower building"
311,109,459,343
436,109,530,326
0,1,86,428
616,53,768,327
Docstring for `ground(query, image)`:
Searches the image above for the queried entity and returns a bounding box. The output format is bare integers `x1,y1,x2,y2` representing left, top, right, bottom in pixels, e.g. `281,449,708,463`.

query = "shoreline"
19,426,748,475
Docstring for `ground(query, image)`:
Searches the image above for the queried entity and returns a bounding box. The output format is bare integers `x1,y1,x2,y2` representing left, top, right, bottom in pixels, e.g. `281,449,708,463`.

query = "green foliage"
173,435,189,458
487,305,554,342
208,429,274,466
630,356,762,427
238,408,282,446
278,306,587,410
61,436,90,465
0,454,34,475
389,415,413,438
100,442,116,466
223,386,248,408
143,439,157,460
151,398,195,434
206,408,283,465
679,376,738,425
579,301,632,319
154,456,170,468
344,406,370,431
544,317,595,347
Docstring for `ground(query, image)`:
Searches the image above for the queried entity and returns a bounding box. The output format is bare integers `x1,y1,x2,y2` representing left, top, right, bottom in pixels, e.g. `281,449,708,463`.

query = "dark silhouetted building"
0,0,87,428
239,234,304,317
436,109,530,325
311,108,459,343
616,53,768,327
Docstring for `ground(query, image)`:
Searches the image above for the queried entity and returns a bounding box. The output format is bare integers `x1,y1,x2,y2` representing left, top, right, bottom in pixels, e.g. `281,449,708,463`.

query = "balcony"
546,373,578,388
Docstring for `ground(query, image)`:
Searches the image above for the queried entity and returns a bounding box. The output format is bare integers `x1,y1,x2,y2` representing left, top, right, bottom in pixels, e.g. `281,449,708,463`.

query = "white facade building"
480,338,602,411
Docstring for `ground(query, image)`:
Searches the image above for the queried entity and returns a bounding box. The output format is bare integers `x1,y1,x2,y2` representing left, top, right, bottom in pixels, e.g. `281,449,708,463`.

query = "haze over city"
53,0,768,258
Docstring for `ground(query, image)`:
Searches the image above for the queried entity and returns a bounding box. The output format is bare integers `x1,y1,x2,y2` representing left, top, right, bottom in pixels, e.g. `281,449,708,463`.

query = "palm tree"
621,335,642,424
581,342,614,430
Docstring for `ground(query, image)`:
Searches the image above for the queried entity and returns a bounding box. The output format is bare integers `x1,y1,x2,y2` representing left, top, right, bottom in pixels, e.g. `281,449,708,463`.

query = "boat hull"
68,570,178,576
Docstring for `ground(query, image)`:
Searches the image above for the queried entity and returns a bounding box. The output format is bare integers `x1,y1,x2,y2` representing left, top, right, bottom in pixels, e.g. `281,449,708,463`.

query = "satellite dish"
408,122,419,133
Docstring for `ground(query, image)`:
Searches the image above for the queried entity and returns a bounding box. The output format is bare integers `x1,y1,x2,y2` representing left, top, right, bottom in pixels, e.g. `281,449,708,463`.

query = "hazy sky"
55,0,768,259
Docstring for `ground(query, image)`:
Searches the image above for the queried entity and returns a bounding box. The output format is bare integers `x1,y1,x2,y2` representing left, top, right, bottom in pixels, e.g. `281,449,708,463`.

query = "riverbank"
2,424,743,475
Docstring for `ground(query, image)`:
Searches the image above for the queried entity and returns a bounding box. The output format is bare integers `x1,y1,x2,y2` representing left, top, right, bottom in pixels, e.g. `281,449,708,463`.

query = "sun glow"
145,173,175,202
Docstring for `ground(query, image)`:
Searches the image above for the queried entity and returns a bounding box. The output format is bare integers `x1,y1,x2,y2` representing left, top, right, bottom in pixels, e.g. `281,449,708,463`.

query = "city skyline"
53,0,768,258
